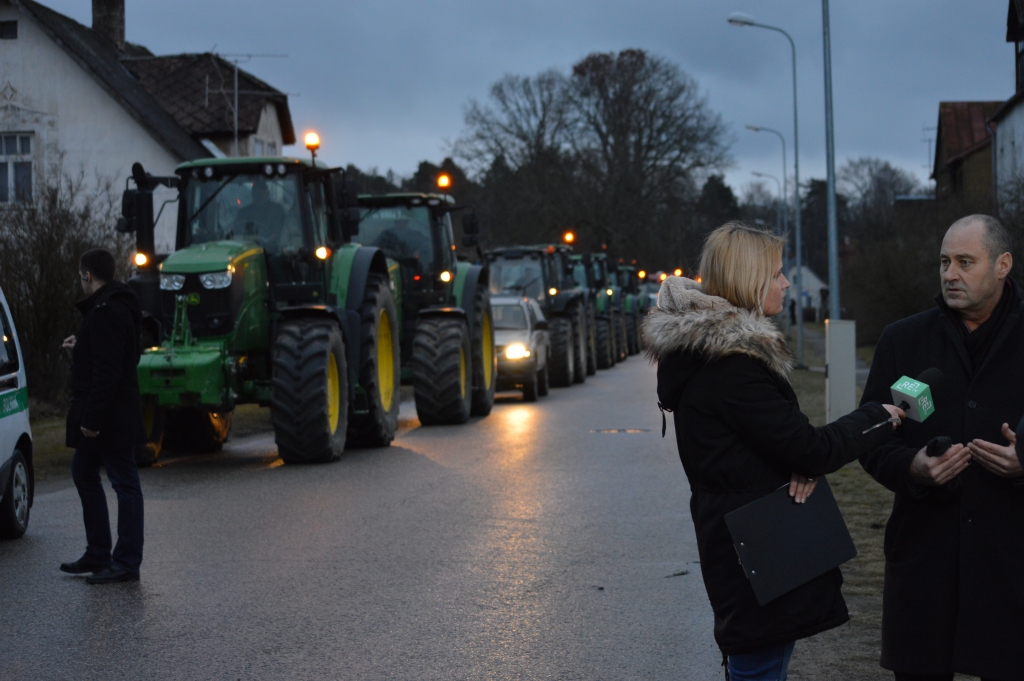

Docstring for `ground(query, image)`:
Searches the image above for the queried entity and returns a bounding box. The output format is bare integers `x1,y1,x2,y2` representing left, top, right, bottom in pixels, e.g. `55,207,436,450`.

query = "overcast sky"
48,0,1015,196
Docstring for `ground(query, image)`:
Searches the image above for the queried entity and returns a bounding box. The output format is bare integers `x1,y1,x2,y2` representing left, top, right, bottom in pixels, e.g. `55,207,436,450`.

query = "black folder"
723,477,856,606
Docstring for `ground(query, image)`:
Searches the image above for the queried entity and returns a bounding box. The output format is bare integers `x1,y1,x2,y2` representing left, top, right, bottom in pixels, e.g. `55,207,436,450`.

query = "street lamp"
729,11,805,367
751,171,783,236
821,0,840,322
746,126,788,237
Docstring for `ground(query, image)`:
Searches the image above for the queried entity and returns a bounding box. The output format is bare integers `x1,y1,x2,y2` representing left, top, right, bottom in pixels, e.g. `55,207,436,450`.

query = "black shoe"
85,566,140,584
60,556,111,574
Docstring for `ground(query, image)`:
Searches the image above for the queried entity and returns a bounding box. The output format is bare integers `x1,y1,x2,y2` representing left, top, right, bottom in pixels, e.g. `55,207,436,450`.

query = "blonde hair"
699,222,785,314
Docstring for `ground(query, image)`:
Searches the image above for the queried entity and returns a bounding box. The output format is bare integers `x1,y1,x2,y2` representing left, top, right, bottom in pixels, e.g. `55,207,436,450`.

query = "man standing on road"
860,215,1024,681
61,248,146,584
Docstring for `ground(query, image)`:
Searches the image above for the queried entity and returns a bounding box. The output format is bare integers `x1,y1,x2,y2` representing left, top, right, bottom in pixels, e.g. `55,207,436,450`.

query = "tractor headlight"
160,273,185,291
505,343,531,360
199,271,233,289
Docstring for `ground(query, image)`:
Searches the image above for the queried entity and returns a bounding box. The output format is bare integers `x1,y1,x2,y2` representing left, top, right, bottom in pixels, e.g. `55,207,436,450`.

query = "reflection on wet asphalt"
0,360,718,680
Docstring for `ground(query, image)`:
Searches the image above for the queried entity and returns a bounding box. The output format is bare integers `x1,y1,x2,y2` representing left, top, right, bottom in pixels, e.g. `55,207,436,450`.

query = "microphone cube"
890,376,935,422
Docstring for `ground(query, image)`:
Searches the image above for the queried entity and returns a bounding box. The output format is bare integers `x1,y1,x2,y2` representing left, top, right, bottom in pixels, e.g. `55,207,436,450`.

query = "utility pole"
821,0,840,322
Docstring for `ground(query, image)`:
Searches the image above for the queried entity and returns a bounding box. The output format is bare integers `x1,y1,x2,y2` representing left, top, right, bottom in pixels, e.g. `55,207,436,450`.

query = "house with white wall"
988,0,1024,209
0,0,295,250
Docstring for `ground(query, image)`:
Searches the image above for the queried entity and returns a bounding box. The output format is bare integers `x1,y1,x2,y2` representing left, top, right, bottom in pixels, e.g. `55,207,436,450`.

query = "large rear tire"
548,316,575,387
470,286,496,417
413,317,473,425
348,274,401,447
585,304,597,376
271,320,348,464
572,303,587,384
162,408,233,454
595,318,614,369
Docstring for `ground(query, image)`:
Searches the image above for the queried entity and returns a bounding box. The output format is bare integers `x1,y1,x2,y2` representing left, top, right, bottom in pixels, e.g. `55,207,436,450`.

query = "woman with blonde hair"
643,222,903,680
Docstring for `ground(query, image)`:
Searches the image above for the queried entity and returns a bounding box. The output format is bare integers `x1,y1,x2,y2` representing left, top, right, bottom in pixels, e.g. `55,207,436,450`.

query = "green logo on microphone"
890,376,936,422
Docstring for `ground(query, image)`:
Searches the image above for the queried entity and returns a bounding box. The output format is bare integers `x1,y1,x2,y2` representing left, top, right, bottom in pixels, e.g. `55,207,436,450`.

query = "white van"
0,285,32,539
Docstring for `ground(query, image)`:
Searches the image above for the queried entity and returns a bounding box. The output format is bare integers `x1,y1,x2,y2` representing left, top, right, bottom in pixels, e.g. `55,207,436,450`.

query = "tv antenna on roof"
212,53,287,157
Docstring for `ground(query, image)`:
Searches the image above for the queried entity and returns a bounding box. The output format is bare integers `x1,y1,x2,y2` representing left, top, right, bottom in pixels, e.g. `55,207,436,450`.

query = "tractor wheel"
548,316,575,387
347,274,401,447
470,286,497,417
162,408,233,454
134,399,165,468
572,303,587,384
413,316,473,425
522,367,539,402
615,311,628,362
271,320,348,463
626,313,639,355
585,304,597,376
537,359,550,396
595,318,614,369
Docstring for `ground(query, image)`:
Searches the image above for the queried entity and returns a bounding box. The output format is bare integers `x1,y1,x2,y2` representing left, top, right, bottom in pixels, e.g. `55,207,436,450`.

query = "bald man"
860,214,1024,681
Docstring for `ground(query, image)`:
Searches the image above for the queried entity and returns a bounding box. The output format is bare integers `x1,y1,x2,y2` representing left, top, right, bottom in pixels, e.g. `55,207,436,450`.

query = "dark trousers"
71,446,144,573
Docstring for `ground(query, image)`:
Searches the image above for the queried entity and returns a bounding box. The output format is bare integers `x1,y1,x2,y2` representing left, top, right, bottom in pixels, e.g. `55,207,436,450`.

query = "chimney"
92,0,125,52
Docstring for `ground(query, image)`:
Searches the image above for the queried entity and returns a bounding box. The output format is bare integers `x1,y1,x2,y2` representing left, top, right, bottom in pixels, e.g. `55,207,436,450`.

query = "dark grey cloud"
49,0,1012,192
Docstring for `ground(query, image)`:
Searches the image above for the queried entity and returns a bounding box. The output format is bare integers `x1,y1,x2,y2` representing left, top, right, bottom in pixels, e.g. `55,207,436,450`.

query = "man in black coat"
61,249,146,584
861,215,1024,681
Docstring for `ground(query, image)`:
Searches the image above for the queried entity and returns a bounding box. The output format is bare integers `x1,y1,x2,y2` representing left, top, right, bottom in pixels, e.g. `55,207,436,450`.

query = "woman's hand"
883,404,906,429
789,472,819,504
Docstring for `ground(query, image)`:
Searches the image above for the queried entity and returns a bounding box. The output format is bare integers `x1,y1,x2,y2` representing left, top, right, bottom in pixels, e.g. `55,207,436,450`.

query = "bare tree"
840,157,921,239
0,157,128,402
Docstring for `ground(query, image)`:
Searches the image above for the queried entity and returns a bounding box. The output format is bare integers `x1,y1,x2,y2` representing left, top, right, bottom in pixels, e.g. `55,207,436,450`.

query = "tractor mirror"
463,212,480,235
118,189,138,232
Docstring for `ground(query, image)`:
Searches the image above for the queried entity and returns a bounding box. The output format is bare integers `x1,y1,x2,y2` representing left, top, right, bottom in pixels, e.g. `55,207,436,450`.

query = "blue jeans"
727,642,795,681
71,446,144,573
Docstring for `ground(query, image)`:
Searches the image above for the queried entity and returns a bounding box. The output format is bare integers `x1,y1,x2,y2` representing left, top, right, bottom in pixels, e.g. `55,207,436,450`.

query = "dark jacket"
643,277,892,656
66,281,146,453
859,281,1024,679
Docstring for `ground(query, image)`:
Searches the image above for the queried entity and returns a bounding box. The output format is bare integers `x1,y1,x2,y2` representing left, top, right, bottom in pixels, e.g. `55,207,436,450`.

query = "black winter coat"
860,285,1024,679
644,277,893,656
66,281,146,453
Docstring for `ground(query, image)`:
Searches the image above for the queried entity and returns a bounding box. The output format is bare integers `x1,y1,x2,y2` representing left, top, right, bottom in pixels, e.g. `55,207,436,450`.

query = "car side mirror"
534,320,549,331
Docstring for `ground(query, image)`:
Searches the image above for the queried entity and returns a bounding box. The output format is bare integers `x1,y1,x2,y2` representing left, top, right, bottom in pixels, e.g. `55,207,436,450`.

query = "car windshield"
493,304,528,330
184,173,304,255
489,258,543,301
358,205,435,271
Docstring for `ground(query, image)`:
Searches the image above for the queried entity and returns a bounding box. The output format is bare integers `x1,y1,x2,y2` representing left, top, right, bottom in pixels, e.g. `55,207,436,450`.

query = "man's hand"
62,335,76,351
80,427,99,438
968,424,1023,478
909,442,971,486
789,472,819,504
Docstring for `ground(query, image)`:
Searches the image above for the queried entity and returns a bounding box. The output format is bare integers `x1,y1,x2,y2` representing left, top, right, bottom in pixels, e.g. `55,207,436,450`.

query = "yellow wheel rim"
459,346,467,399
327,352,340,434
482,310,494,389
377,309,395,412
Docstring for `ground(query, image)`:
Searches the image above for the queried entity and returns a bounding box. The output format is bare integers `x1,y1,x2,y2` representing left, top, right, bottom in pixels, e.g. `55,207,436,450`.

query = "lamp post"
821,0,840,322
746,126,788,238
729,12,805,366
751,171,783,235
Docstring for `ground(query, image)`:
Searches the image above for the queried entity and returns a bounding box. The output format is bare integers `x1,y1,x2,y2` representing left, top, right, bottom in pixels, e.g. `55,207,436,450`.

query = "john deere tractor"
609,262,642,356
571,252,626,369
484,244,591,387
118,157,401,466
356,192,495,424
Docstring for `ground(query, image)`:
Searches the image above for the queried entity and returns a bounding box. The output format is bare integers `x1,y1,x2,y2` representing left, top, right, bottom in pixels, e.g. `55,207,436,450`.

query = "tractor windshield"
572,262,589,290
489,257,544,301
493,305,528,330
184,174,304,255
358,205,435,271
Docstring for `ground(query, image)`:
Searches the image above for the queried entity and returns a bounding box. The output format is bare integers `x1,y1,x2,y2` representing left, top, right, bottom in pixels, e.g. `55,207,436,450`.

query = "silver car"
493,296,550,402
0,284,32,539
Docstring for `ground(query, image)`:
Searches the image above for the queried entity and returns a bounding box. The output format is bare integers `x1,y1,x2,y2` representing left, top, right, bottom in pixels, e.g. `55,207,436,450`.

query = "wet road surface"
0,359,719,680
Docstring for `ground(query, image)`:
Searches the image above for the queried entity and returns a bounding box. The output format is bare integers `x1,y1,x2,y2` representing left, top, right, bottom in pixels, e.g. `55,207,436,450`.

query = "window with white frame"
0,133,32,203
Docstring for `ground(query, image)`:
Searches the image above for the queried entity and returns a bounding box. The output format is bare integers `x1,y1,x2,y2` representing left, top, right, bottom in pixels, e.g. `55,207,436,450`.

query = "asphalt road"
0,359,720,680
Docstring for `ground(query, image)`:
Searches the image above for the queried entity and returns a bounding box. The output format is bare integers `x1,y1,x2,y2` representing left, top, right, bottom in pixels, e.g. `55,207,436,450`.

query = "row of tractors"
118,148,660,468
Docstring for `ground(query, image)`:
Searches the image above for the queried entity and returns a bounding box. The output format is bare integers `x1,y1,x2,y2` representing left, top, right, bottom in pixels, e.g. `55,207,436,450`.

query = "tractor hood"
160,241,263,274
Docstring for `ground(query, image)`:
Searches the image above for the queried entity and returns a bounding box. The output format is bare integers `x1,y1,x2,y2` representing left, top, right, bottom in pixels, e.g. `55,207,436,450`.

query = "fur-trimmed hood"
641,276,793,379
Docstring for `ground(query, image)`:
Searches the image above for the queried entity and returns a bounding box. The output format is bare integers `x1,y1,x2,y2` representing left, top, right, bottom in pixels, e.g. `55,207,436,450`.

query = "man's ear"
997,252,1013,279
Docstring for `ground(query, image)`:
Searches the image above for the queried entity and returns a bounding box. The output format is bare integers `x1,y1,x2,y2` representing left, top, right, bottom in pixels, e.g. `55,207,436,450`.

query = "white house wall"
0,2,180,252
994,102,1024,207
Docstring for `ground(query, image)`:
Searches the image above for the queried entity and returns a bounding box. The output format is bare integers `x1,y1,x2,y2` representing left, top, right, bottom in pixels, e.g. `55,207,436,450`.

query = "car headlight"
199,271,233,289
505,343,531,360
160,274,185,291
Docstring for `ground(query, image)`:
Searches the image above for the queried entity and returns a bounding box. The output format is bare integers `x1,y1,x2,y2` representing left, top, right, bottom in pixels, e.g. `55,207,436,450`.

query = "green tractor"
609,262,642,356
484,244,592,387
355,192,496,425
571,252,626,369
118,157,402,466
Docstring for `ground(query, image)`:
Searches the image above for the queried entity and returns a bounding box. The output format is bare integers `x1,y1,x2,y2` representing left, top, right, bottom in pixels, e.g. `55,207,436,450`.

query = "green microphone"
890,368,944,423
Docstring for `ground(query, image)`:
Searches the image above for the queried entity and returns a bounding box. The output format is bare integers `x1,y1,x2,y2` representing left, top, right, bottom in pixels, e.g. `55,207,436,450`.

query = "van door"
0,302,27,471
